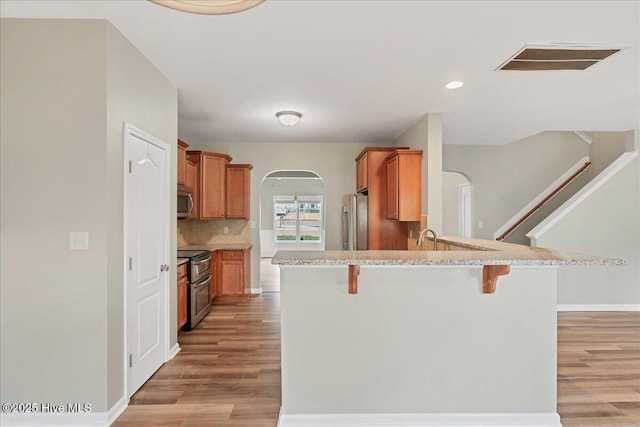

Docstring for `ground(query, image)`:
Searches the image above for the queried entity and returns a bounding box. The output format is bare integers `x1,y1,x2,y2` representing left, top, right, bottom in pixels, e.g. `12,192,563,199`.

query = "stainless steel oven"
177,250,212,330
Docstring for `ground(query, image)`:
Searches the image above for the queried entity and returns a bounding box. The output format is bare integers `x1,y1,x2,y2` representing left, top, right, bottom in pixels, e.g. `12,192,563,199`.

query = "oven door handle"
193,276,211,288
193,256,212,266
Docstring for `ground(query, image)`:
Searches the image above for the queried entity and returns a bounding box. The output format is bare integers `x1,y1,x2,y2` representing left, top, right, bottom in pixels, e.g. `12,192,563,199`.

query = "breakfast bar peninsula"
272,237,621,427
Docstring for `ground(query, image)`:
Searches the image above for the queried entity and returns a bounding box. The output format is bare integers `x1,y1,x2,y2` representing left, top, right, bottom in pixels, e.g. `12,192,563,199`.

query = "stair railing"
495,159,591,241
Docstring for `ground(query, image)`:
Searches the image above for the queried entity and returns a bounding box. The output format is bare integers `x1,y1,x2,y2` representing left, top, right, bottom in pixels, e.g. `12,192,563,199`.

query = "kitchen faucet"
416,228,438,250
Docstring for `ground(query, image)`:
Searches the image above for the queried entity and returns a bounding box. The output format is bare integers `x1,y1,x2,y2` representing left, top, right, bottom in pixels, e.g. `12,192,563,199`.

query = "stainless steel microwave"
177,185,194,219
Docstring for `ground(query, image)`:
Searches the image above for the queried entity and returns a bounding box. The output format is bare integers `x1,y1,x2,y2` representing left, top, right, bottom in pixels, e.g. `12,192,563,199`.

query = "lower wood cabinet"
177,263,187,330
216,249,251,296
211,251,219,301
221,250,244,295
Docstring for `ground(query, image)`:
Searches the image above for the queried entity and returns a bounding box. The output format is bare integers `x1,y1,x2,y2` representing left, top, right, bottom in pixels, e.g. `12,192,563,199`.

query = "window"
273,195,323,243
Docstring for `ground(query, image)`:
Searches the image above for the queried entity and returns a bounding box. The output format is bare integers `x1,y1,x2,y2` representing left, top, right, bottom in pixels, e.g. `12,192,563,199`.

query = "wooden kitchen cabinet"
185,154,199,219
177,139,188,186
187,151,232,220
354,147,409,250
226,164,253,219
356,151,368,193
177,262,188,330
385,150,422,221
211,251,219,300
218,249,250,295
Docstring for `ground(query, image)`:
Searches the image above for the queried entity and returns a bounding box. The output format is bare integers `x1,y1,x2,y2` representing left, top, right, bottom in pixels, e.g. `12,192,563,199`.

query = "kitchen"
1,2,639,427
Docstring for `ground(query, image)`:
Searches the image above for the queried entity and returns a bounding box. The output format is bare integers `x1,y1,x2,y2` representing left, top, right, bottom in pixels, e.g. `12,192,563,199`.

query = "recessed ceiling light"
446,81,464,89
276,111,302,127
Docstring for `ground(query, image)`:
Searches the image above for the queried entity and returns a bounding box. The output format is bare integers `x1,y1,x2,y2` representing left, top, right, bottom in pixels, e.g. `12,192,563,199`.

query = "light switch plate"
251,221,256,229
70,232,89,250
478,221,484,229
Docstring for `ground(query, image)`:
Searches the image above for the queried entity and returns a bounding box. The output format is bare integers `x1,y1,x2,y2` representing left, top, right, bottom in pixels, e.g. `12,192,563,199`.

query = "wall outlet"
478,221,484,229
251,221,256,229
223,226,229,234
70,232,89,250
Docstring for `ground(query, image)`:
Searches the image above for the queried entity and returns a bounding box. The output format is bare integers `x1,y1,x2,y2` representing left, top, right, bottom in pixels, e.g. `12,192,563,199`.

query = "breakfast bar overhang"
272,238,622,427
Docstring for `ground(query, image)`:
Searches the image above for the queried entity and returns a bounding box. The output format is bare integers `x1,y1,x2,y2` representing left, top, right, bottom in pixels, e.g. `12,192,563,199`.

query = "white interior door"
125,124,170,397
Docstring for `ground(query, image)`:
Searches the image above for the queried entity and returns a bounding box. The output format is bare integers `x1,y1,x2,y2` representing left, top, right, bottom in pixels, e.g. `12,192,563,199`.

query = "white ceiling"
2,0,639,145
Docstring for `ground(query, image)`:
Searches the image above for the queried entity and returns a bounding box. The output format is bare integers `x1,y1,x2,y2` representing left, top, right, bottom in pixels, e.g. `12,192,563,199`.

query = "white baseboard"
558,304,640,312
0,412,108,426
168,343,181,360
251,287,263,294
108,396,128,425
277,410,562,427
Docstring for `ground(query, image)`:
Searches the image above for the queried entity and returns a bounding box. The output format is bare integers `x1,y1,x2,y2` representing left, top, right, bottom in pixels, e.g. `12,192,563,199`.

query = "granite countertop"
179,243,253,252
177,258,188,266
272,236,624,267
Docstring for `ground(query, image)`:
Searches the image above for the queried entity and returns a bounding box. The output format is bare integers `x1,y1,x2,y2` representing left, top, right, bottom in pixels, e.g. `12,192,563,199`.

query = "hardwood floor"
558,311,640,427
113,294,281,426
113,296,639,426
260,258,280,293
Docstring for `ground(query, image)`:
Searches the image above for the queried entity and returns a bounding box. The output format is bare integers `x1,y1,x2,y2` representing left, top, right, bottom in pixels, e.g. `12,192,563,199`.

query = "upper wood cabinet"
187,151,232,220
177,139,188,186
354,147,410,250
201,152,230,219
385,150,422,221
183,148,250,221
185,154,199,219
226,164,253,219
356,151,369,193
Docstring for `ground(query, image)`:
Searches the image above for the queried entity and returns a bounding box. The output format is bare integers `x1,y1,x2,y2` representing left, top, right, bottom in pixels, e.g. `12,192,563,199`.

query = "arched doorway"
259,170,325,291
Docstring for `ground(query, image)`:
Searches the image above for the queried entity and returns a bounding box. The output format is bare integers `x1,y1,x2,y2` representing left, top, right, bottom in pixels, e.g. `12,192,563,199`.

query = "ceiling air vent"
498,43,626,71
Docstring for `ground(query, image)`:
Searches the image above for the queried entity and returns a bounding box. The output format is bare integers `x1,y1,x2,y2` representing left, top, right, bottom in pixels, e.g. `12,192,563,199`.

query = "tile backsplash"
178,219,250,247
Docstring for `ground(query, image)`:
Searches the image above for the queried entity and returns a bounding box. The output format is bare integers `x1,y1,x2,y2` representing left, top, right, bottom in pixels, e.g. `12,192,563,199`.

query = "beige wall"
512,132,628,244
394,114,443,233
443,132,590,243
0,18,176,413
535,153,639,305
1,18,109,411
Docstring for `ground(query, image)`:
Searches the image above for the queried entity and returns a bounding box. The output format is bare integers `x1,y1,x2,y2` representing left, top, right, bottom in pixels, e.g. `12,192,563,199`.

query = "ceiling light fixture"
149,0,264,15
276,111,302,127
446,81,464,89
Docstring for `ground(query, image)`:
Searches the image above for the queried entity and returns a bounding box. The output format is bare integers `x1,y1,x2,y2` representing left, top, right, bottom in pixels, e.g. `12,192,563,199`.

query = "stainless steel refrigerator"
342,194,368,250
